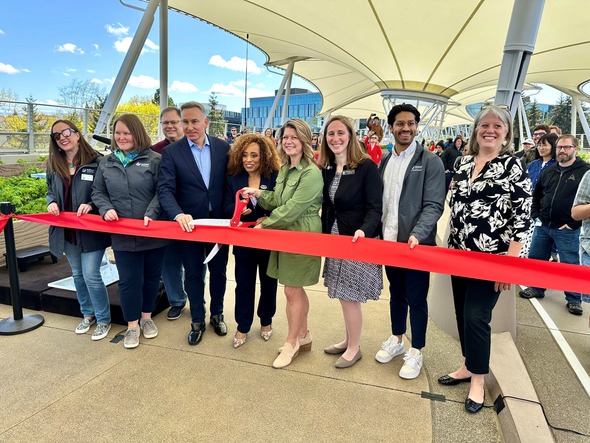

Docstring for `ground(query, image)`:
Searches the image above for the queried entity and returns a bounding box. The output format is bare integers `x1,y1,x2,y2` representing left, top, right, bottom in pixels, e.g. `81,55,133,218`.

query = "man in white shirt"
375,103,445,379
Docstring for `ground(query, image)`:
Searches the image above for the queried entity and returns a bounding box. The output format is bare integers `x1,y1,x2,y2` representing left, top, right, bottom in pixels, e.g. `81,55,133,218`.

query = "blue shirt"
189,135,211,189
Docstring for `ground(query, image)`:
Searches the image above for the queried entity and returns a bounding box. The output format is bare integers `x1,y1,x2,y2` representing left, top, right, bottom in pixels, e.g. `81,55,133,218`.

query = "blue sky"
0,0,315,112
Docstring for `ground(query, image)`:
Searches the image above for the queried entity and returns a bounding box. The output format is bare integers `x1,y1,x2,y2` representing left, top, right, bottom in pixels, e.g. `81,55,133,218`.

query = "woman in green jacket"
242,118,322,369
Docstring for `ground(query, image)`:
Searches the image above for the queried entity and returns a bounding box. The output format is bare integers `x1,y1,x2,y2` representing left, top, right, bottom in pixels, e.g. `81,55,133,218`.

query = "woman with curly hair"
225,134,280,348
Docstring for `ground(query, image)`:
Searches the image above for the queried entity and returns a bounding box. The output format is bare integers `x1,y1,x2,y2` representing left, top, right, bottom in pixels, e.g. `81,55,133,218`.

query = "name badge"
342,169,355,175
81,174,94,181
260,184,268,190
411,165,423,172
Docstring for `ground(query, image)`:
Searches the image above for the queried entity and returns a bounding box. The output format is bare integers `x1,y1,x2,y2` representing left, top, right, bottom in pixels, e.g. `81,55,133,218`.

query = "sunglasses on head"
52,127,77,141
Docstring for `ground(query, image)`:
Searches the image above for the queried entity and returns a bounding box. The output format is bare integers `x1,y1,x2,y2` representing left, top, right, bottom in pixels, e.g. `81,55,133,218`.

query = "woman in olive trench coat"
242,118,322,369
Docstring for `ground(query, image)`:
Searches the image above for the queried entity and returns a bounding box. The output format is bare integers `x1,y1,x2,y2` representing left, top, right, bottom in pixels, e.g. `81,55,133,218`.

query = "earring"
502,140,507,147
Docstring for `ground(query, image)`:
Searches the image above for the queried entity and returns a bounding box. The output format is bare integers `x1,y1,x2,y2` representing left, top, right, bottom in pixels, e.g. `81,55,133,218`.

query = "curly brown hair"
227,134,280,178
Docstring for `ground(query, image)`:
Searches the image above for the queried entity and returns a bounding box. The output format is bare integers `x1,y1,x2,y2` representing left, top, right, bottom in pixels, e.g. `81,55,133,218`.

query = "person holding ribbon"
438,105,532,413
92,113,169,349
225,134,280,348
47,119,112,341
241,118,322,369
319,116,383,368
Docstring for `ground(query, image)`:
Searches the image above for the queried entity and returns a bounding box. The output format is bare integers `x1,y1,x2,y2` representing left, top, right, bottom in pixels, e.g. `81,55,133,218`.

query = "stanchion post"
0,202,45,335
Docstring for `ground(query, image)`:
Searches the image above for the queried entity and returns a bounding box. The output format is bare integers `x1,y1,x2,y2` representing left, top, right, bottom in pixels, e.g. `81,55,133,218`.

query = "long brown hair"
48,120,98,182
227,134,280,178
111,114,152,151
319,115,369,168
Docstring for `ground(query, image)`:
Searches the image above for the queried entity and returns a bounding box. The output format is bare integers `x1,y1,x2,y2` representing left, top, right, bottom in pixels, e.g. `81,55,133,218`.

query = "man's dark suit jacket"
158,135,230,220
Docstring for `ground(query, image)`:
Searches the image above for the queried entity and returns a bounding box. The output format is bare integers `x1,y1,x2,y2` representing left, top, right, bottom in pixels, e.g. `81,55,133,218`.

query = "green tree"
208,92,226,136
115,96,160,139
526,99,544,127
152,88,175,107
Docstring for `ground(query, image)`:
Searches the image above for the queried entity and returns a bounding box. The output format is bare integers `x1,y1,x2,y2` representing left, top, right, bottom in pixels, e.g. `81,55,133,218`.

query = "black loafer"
188,322,206,345
437,374,472,386
210,314,227,336
465,396,484,413
167,304,185,321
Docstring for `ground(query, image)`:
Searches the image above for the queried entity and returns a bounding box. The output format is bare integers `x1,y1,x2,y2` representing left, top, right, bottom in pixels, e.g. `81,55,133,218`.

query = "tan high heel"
298,330,312,352
273,340,300,369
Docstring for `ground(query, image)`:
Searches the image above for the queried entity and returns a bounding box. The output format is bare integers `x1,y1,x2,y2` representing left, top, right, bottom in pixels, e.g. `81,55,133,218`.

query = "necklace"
69,163,75,168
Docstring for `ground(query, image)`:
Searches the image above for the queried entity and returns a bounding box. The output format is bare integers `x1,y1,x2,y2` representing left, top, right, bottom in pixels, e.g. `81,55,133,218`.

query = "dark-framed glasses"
52,128,77,141
557,145,575,151
161,120,180,126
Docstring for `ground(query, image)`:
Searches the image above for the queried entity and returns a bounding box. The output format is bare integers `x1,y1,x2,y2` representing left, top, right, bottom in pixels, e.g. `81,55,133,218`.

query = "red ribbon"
3,212,590,294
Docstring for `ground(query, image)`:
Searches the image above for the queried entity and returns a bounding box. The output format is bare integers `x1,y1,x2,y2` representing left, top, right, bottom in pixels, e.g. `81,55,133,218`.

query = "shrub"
0,167,47,214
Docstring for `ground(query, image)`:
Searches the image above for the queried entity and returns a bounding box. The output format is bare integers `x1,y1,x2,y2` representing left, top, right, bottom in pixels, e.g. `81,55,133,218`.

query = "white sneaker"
399,348,423,379
124,327,140,349
91,323,111,341
375,335,405,363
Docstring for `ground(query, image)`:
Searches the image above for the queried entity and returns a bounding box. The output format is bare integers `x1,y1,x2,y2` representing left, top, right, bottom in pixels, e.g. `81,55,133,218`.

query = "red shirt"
366,143,382,164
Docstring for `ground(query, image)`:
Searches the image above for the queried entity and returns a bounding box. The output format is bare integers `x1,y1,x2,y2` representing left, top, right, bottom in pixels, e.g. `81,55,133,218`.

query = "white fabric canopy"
167,0,590,124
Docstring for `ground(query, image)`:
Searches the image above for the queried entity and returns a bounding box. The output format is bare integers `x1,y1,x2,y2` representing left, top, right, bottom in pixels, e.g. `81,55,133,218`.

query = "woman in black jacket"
47,120,111,340
319,115,383,368
225,134,280,348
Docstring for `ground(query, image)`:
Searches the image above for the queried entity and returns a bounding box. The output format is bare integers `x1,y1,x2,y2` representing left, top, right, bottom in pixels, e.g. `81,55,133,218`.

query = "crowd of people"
45,100,589,414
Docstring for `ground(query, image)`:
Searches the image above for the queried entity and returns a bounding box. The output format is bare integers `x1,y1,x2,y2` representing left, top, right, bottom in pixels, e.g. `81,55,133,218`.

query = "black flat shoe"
464,396,484,414
210,314,227,336
188,322,206,345
437,374,472,386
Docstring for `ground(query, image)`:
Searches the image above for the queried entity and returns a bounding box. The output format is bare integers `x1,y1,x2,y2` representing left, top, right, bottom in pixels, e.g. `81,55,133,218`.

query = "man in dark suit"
158,101,230,345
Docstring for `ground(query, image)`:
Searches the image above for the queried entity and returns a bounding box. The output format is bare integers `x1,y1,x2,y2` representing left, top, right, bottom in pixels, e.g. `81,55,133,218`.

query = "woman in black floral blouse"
437,105,532,413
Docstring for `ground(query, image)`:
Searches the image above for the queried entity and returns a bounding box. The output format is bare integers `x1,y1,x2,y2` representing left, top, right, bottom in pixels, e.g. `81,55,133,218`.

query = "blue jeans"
580,250,590,303
528,225,581,303
161,241,187,307
64,242,111,324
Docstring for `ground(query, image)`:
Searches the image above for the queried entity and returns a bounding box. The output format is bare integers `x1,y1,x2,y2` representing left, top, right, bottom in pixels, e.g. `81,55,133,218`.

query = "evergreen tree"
152,88,175,107
208,92,226,136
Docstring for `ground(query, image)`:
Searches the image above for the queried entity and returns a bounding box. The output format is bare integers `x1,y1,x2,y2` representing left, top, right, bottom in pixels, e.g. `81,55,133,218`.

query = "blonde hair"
277,118,314,164
467,106,514,156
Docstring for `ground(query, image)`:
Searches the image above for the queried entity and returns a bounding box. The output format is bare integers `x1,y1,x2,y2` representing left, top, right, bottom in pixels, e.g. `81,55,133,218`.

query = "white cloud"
0,62,21,74
90,78,103,84
105,23,129,36
207,80,271,99
66,68,77,73
21,68,30,73
114,37,158,54
144,39,159,51
0,29,5,35
43,99,63,106
170,80,198,93
93,44,99,51
87,69,96,74
209,55,262,74
56,43,85,54
256,83,265,88
128,74,159,89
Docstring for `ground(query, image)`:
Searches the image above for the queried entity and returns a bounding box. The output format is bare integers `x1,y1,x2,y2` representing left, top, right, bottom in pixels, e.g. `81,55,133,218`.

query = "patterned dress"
323,173,383,302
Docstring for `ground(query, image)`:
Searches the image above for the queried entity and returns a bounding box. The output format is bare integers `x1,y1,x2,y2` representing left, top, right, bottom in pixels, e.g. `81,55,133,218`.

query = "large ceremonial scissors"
190,190,257,263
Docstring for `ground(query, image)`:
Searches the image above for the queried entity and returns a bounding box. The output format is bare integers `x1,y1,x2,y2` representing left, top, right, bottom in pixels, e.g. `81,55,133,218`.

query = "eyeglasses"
533,131,546,137
161,120,180,126
52,128,77,141
557,145,575,151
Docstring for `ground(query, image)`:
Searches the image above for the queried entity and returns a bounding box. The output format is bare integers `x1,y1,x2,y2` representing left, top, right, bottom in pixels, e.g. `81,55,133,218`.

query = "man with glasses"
520,135,589,315
521,124,551,166
152,107,188,320
374,103,445,379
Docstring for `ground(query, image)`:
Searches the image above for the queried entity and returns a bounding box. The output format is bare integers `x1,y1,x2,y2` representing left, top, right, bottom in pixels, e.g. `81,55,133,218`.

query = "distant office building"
242,88,322,132
202,103,242,126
